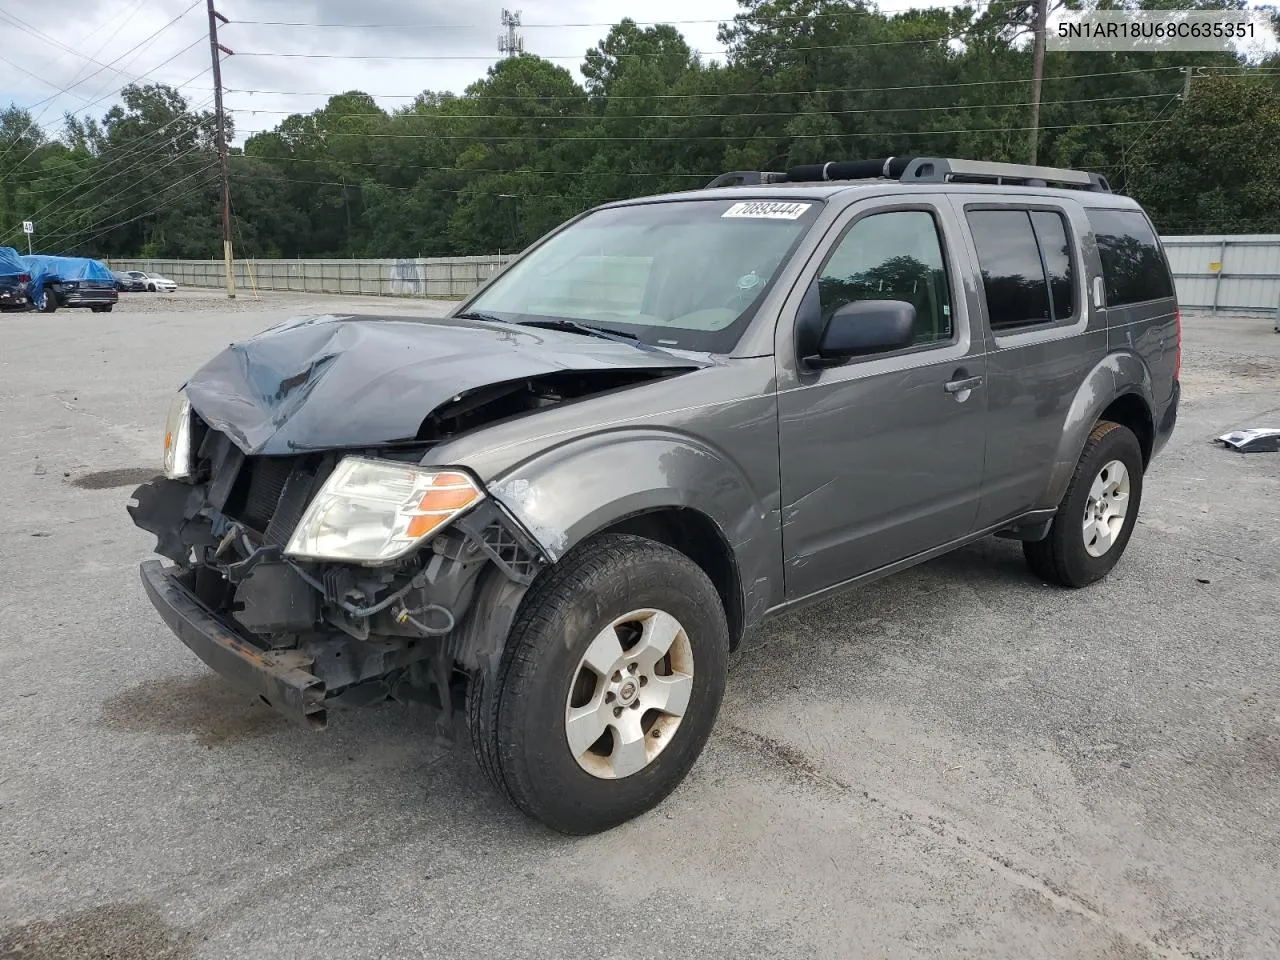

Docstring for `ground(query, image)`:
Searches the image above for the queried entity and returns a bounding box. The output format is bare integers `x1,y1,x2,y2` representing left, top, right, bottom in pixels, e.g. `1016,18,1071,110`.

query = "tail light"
1173,308,1181,381
18,273,30,283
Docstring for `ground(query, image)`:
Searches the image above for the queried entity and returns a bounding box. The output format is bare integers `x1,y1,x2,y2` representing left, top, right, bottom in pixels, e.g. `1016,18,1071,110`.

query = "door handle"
944,375,984,394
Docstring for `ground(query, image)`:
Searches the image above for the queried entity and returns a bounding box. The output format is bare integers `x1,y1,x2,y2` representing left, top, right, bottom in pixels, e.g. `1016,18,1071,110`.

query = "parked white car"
142,272,178,292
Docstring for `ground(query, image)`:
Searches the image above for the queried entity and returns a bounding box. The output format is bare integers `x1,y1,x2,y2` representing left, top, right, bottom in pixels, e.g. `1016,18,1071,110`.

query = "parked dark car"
129,157,1180,834
0,246,33,312
114,270,148,293
25,255,119,313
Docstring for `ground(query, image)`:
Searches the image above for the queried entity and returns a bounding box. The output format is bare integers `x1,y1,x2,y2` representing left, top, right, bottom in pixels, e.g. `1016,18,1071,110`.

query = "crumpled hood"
182,313,706,456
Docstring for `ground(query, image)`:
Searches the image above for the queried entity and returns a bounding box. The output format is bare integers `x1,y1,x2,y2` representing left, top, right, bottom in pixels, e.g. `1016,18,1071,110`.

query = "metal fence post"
1211,238,1228,314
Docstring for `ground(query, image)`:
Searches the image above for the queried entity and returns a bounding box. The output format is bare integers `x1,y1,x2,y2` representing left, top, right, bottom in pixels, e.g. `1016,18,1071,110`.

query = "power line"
8,145,215,248
2,98,216,241
52,165,221,254
236,117,1175,142
0,51,100,109
3,79,213,186
225,6,987,29
0,4,205,172
222,66,1190,102
0,3,202,99
275,178,595,201
45,161,218,248
17,134,215,233
235,155,717,179
0,38,210,180
229,91,1176,123
233,35,961,61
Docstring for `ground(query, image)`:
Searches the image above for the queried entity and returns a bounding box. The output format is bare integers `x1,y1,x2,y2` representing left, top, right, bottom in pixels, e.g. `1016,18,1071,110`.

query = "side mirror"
811,299,917,364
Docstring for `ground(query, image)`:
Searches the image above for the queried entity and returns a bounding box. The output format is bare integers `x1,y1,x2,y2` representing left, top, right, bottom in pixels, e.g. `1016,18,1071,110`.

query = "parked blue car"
24,254,119,313
0,246,33,312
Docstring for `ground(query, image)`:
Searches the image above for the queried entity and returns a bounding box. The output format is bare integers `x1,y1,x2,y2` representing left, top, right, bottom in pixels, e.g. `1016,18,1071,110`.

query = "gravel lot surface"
1,291,1277,960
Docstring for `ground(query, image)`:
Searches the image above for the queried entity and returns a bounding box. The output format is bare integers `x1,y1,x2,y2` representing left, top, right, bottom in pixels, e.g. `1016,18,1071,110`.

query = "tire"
91,305,112,313
1023,421,1144,588
37,290,57,313
147,283,156,292
467,533,730,834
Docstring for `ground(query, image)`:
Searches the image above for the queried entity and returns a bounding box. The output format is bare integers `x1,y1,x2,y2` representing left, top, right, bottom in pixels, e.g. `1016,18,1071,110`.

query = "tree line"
2,0,1278,259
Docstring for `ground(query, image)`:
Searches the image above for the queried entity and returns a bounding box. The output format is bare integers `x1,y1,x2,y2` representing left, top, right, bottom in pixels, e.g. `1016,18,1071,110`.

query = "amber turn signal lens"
404,474,482,539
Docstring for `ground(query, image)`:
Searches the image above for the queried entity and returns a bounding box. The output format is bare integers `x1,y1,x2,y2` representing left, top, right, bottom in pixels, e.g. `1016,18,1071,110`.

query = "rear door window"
1085,208,1175,306
1030,211,1075,322
966,208,1078,331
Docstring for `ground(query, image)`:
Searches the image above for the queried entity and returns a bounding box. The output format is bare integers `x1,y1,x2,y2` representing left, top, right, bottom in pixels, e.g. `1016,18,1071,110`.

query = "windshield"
466,198,821,352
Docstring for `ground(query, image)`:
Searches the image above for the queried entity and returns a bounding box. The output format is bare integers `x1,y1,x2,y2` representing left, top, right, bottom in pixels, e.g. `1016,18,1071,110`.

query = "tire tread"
1024,420,1139,588
467,533,727,832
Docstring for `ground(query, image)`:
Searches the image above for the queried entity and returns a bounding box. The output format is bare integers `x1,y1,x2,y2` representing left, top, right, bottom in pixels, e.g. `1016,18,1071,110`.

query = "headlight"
284,457,484,565
162,391,195,480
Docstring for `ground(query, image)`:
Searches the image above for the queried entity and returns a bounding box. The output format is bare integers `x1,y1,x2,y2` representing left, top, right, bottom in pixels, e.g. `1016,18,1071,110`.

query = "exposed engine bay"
129,412,546,733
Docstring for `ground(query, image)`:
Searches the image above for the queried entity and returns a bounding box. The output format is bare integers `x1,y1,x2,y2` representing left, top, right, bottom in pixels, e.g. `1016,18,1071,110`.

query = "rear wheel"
468,534,729,834
1024,421,1144,587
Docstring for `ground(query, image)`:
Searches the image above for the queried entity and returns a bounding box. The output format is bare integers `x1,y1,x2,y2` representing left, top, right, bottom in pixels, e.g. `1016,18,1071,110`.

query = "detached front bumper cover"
139,559,327,727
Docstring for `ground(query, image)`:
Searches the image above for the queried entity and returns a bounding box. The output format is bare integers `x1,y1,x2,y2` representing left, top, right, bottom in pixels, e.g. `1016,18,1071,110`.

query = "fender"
485,428,775,618
1040,349,1154,508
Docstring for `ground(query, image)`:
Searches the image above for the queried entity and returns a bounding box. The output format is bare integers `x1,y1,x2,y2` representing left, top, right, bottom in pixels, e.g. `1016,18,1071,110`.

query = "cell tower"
498,9,525,58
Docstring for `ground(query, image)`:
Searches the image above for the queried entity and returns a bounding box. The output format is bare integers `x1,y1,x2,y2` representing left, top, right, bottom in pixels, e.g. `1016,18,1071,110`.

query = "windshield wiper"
458,312,654,351
516,318,639,343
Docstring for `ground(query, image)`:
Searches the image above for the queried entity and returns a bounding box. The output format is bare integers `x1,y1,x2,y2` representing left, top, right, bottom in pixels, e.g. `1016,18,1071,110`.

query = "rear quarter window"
1085,208,1175,307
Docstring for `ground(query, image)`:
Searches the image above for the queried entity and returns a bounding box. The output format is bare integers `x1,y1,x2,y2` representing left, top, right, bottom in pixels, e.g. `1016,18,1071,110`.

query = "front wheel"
1024,420,1144,587
147,283,156,292
468,534,729,834
36,290,57,313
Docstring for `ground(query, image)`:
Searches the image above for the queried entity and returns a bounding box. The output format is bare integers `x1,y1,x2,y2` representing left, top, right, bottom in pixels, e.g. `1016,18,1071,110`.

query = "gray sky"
1,0,745,145
5,0,1274,148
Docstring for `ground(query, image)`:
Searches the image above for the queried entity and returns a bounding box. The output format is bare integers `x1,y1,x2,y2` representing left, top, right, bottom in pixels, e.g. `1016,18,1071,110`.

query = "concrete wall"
108,255,514,299
112,236,1280,314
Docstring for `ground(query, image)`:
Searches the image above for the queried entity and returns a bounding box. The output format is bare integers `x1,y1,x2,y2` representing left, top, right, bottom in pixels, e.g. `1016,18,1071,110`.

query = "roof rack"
705,157,1111,193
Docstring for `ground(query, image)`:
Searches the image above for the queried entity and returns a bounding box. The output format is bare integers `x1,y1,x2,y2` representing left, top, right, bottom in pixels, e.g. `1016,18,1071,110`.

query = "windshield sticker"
721,201,812,220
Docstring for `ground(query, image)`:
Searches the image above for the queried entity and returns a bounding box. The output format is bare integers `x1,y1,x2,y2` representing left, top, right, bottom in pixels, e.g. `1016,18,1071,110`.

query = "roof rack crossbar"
901,158,1111,192
704,157,1111,193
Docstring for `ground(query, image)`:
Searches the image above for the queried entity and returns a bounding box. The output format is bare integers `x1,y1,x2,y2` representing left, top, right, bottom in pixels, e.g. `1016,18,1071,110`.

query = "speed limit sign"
22,221,33,234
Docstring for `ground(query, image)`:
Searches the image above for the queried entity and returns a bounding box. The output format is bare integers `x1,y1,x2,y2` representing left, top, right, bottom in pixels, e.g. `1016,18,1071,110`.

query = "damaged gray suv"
130,157,1180,834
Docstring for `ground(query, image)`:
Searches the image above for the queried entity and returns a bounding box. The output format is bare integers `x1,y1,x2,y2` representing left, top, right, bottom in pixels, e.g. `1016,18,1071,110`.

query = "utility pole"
206,0,236,299
1027,0,1049,165
498,9,525,58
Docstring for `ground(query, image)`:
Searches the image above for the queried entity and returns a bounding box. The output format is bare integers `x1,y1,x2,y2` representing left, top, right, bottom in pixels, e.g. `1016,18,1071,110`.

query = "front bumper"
61,289,119,307
139,559,327,727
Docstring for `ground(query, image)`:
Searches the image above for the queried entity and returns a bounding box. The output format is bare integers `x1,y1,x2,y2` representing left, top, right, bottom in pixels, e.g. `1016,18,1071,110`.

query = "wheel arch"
484,429,775,649
1041,353,1157,508
1097,392,1154,467
593,507,745,650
